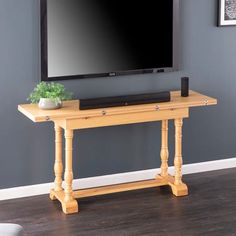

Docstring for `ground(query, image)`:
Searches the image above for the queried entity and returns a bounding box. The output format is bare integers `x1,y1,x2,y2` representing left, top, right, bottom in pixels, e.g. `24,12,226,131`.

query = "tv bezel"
40,0,179,81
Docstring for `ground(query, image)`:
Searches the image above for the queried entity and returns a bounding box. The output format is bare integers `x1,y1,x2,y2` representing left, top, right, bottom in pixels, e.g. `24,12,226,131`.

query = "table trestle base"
50,174,188,214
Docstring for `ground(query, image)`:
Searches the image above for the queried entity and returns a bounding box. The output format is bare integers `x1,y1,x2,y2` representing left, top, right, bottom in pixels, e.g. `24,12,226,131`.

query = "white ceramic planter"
38,98,62,110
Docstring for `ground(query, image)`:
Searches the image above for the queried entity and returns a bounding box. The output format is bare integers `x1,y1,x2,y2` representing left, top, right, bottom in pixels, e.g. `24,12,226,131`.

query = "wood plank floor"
1,168,236,236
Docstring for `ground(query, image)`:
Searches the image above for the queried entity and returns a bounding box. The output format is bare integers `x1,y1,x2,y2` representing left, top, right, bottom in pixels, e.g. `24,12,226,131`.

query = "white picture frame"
218,0,236,26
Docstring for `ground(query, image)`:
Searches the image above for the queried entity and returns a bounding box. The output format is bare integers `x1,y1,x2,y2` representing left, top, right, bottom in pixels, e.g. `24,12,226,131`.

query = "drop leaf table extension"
18,90,217,214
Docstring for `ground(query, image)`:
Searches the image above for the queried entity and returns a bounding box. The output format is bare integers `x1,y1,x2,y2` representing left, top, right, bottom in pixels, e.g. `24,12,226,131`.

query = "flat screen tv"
40,0,179,81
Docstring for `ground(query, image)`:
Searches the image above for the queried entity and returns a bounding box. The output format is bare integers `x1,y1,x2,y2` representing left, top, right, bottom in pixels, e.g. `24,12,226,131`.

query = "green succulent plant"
27,82,73,104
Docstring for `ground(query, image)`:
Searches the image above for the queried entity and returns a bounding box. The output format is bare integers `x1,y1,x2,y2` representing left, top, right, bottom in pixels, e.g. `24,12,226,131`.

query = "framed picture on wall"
218,0,236,26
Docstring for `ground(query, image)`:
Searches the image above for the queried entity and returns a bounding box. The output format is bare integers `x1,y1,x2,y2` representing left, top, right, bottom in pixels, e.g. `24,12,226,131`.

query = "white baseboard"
1,157,236,201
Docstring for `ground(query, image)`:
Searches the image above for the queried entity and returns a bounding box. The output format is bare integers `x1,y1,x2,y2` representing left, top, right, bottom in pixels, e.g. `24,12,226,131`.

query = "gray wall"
0,0,234,189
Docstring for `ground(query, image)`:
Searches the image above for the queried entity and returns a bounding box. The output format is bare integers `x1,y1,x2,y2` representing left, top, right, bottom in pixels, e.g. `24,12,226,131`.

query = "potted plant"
28,82,73,110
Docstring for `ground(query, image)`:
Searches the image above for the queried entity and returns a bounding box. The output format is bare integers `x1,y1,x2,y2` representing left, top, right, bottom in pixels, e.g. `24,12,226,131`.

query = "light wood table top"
18,90,217,123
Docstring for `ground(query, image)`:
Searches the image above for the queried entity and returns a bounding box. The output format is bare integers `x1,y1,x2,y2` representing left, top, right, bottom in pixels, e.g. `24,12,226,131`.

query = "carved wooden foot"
156,174,188,196
49,189,79,214
169,182,188,196
49,189,57,201
62,200,79,214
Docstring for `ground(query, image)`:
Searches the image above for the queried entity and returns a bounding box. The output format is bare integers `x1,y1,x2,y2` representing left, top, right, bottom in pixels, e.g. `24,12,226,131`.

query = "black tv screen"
40,0,179,81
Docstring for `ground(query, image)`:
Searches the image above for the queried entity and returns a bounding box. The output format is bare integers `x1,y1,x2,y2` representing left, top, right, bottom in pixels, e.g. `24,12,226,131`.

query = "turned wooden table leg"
50,124,63,200
174,118,183,185
62,129,78,214
160,120,169,178
170,118,188,196
156,120,170,184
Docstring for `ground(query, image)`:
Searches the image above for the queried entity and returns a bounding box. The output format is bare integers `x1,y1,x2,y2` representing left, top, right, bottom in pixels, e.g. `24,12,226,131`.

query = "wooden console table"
18,90,217,214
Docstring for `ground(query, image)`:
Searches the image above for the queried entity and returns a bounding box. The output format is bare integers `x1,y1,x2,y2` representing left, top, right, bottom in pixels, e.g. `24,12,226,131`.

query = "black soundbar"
79,91,170,110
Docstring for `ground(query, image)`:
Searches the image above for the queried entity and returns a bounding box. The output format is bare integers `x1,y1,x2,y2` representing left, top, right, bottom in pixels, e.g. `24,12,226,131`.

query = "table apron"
53,108,189,130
